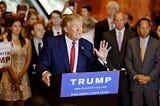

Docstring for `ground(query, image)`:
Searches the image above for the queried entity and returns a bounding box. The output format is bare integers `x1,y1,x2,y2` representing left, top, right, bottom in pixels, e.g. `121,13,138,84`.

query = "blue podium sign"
60,71,120,97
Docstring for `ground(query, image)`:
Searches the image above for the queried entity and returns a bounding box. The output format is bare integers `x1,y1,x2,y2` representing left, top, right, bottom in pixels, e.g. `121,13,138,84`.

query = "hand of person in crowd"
42,71,52,87
71,2,78,13
17,71,24,81
61,1,69,14
94,40,111,62
8,66,17,81
14,81,20,91
135,74,151,84
141,75,151,84
135,74,145,84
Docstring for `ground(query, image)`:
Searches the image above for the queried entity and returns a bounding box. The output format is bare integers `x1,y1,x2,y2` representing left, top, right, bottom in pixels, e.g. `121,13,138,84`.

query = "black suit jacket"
28,39,44,85
103,29,136,70
43,29,65,42
94,18,109,49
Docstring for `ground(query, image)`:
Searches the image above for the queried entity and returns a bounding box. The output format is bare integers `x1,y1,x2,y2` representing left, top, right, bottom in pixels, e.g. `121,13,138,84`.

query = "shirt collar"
115,27,125,33
33,38,43,44
65,35,79,45
107,18,113,23
140,36,150,42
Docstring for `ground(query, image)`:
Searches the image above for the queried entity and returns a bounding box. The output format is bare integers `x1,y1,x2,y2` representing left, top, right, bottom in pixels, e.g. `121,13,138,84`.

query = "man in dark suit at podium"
37,14,111,106
37,13,111,87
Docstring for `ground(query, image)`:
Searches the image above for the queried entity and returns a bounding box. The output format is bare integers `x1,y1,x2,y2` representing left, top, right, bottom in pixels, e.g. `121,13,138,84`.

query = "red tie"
57,32,60,36
70,41,75,73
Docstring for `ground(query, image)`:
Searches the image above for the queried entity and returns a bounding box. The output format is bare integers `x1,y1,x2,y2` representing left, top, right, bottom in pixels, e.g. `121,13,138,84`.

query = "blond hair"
106,1,119,11
62,14,83,28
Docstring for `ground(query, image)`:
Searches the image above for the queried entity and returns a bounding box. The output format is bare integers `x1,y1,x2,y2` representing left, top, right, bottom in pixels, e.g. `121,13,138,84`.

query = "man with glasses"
44,10,65,41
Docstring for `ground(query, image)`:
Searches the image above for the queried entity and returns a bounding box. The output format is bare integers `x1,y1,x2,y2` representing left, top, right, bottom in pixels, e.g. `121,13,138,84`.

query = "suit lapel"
135,38,142,62
118,29,128,53
121,29,127,52
77,41,83,72
31,39,38,58
60,36,70,72
77,39,93,72
112,30,120,52
143,37,152,62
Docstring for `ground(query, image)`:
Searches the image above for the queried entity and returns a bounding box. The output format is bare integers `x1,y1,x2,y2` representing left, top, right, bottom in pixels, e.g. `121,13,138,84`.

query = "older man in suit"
125,18,160,106
43,10,65,41
94,1,119,49
103,11,136,106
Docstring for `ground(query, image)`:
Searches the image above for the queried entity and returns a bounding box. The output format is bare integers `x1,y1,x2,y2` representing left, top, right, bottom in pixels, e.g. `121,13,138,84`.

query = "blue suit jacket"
37,35,106,76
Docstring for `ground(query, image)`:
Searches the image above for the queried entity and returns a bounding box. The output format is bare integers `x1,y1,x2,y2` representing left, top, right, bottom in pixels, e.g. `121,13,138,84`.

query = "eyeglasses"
30,18,38,21
51,16,60,20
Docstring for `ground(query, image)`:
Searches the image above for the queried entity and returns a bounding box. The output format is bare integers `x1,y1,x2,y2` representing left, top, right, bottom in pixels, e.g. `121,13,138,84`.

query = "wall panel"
72,0,157,26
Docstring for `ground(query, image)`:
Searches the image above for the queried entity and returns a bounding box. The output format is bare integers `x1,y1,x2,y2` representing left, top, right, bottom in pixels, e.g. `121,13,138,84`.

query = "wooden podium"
41,71,125,106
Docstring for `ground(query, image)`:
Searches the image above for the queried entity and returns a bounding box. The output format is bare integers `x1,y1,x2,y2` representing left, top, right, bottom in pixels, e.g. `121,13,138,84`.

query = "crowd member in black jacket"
28,22,46,96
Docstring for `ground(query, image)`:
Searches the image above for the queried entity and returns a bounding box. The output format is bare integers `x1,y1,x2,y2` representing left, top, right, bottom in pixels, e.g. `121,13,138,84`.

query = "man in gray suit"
125,18,160,106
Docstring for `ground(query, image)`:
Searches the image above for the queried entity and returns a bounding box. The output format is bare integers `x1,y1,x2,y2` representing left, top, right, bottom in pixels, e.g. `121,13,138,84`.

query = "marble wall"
72,0,160,26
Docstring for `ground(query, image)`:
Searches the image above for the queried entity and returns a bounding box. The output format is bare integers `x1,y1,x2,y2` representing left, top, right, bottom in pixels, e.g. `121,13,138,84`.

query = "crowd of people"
0,0,159,106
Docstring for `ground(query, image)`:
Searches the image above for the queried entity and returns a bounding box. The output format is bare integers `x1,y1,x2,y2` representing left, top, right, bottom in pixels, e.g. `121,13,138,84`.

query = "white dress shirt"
140,36,149,52
52,27,62,36
108,18,115,30
33,38,43,56
115,27,125,43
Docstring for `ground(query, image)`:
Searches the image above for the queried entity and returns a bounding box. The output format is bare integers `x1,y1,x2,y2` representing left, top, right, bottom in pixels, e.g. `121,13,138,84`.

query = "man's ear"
31,30,34,35
63,27,68,33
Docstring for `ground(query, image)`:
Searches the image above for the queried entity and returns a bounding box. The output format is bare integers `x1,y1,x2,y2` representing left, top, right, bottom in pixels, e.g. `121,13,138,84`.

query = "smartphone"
69,2,75,6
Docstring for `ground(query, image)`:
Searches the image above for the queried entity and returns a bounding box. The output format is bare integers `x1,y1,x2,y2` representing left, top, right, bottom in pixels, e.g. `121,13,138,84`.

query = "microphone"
105,63,110,71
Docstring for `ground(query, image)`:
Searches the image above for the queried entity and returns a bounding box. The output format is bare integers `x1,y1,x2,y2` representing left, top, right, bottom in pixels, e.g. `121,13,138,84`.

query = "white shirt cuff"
42,71,50,76
98,58,107,65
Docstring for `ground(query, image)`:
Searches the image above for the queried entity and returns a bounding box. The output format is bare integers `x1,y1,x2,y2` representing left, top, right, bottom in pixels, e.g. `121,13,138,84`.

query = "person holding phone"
61,1,78,14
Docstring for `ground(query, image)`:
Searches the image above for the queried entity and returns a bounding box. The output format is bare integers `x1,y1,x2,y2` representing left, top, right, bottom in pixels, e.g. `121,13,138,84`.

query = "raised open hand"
94,40,111,62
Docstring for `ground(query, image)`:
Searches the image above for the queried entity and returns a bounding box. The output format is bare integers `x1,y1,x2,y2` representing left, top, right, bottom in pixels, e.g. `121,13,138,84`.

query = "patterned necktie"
141,40,145,61
70,41,76,73
38,42,42,56
111,21,114,30
117,31,122,51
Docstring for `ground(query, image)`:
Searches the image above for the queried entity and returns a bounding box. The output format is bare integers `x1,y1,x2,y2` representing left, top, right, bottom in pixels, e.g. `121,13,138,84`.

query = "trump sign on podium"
0,42,12,68
61,71,120,97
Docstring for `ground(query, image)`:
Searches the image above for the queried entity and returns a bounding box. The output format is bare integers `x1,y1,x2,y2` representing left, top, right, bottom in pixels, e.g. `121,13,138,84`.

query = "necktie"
117,31,122,51
70,41,75,73
110,21,114,30
57,32,60,36
38,42,42,56
141,40,145,61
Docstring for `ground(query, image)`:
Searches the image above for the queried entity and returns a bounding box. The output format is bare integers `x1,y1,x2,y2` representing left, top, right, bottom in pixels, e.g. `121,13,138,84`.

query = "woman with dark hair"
0,7,4,35
0,15,32,106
